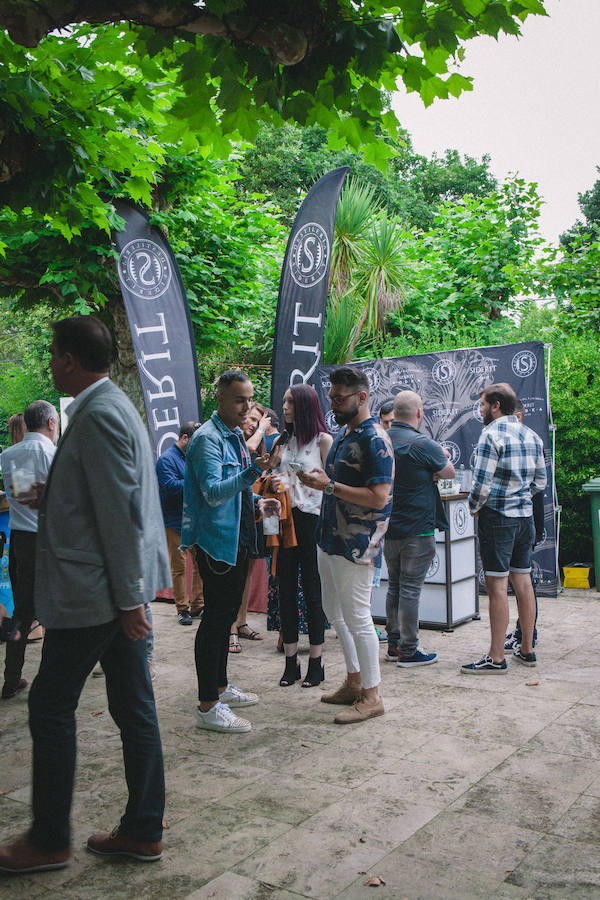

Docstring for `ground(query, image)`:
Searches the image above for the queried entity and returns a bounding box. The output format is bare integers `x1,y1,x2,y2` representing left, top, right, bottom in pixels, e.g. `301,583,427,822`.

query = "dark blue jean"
384,534,436,655
28,619,164,851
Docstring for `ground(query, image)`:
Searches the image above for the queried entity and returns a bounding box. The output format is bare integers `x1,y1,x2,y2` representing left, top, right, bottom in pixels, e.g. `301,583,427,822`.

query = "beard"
482,409,494,426
333,399,360,426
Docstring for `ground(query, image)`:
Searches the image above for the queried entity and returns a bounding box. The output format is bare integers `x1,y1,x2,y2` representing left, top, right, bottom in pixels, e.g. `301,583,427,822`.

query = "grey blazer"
35,380,170,629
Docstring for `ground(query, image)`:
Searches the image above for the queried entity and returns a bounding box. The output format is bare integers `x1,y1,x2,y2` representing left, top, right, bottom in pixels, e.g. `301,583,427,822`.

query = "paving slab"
0,587,599,898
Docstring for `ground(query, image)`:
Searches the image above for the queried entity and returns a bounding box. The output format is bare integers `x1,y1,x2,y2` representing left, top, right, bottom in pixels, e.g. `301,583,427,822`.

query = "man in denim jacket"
182,371,280,733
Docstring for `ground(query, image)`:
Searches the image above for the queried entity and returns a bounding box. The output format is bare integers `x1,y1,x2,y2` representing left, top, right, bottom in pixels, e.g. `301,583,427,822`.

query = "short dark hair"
217,370,250,392
514,398,524,415
480,382,517,416
52,316,112,372
379,399,394,417
329,366,370,394
179,420,201,439
24,400,57,432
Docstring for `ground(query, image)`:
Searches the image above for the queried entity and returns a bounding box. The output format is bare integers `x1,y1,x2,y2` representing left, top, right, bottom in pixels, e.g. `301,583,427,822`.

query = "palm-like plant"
329,178,380,296
345,214,407,361
324,178,408,364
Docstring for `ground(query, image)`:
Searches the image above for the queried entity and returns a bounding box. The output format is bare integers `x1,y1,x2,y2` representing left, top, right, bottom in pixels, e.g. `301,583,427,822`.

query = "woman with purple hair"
273,384,332,687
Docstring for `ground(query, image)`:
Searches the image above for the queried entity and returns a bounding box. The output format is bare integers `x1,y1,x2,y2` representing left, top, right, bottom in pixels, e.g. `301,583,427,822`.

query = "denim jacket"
181,412,259,565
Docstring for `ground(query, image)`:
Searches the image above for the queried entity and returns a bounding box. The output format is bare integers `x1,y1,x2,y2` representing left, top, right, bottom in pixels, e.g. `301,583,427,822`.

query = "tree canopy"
1,0,548,224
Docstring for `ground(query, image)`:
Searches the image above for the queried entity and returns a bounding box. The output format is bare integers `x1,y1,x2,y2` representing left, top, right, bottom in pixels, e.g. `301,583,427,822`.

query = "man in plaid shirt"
462,382,546,675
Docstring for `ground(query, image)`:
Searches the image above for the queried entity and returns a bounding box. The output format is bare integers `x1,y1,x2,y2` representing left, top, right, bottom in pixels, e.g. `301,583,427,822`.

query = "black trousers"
29,620,164,851
5,529,37,685
194,547,249,702
277,508,326,646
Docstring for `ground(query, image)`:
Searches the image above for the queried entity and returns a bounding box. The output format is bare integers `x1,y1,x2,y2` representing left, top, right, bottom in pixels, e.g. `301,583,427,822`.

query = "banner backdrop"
311,341,557,596
112,201,201,460
270,166,350,413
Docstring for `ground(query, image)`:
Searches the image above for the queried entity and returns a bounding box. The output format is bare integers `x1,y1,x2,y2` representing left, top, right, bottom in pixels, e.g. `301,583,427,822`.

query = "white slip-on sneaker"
219,684,259,708
196,702,252,733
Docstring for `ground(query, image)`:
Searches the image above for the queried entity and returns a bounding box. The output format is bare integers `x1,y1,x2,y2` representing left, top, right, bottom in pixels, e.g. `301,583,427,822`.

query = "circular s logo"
289,222,329,288
325,409,341,434
432,359,456,386
453,503,468,535
511,350,537,378
441,440,460,465
472,399,483,422
118,239,172,300
363,367,380,393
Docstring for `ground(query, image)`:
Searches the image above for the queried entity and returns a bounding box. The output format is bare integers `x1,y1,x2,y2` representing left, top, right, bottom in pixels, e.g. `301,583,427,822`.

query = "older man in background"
1,400,58,700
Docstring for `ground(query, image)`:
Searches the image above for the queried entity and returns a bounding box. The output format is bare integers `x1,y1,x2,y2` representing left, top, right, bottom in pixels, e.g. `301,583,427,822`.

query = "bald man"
383,391,455,666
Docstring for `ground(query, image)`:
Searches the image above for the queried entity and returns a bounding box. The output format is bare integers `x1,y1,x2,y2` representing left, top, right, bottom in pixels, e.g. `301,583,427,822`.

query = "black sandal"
237,623,263,640
279,653,301,687
301,656,324,688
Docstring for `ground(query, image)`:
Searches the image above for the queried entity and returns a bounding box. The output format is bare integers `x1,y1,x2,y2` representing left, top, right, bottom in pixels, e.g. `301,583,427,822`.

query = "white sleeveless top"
280,433,324,516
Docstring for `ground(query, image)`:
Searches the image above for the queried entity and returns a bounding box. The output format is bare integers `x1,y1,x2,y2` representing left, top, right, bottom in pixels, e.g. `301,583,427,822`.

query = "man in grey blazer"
0,316,170,875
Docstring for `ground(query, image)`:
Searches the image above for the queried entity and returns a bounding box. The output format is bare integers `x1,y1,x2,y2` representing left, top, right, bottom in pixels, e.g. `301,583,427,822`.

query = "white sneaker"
196,702,252,733
219,684,259,708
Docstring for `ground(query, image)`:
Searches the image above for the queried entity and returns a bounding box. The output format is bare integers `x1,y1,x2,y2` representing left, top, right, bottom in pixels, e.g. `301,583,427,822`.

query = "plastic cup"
262,515,280,536
10,462,35,497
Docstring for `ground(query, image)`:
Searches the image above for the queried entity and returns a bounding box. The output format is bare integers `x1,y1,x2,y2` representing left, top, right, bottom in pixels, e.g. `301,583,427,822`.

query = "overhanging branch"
0,1,313,64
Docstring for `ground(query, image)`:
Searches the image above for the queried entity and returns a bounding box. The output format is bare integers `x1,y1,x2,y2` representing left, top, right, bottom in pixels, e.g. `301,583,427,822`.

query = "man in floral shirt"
299,367,394,724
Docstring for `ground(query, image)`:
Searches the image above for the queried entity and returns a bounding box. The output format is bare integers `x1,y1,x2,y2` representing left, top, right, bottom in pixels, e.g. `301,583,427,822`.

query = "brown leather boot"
0,836,70,874
320,675,362,705
87,826,162,862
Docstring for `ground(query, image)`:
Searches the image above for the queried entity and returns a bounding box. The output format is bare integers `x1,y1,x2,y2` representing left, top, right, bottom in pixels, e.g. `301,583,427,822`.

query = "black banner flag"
112,201,201,460
270,167,350,413
311,342,557,596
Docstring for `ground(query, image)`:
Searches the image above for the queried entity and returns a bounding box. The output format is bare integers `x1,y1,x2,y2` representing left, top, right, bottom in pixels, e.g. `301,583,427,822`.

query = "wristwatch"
324,479,335,495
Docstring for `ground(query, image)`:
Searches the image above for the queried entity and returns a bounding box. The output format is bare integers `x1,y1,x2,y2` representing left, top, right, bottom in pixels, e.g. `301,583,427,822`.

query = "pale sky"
392,0,600,246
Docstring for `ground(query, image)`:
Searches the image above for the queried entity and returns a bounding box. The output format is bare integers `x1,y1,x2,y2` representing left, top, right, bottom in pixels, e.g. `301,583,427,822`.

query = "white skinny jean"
317,547,381,690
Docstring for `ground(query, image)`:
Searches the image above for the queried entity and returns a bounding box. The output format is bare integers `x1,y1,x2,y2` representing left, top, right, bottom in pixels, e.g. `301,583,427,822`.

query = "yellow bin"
563,564,594,589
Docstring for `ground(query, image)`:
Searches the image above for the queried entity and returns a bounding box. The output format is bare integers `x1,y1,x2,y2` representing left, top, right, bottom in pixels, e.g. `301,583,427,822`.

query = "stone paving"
1,587,600,899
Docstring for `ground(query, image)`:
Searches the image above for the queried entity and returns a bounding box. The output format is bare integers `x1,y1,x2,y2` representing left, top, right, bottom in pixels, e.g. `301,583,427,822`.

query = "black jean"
278,509,326,646
194,547,249,702
28,620,164,851
5,529,37,685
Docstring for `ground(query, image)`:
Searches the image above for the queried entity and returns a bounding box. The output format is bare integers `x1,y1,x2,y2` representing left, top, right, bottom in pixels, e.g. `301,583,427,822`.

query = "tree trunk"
344,305,368,363
106,293,146,422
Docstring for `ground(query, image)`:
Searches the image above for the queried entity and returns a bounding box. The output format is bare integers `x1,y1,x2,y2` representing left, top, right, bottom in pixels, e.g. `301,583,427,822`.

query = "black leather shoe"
1,678,28,700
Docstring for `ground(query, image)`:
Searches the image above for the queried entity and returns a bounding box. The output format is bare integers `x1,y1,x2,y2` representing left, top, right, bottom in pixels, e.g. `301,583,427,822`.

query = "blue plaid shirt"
468,416,546,517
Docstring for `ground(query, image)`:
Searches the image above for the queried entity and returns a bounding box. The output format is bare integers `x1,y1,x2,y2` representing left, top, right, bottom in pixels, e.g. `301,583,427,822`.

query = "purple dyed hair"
284,383,327,449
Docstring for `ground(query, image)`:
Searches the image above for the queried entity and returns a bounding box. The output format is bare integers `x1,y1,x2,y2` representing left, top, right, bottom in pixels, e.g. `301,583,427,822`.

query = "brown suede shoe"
87,826,162,862
320,677,362,705
1,678,28,700
334,696,385,724
0,836,70,874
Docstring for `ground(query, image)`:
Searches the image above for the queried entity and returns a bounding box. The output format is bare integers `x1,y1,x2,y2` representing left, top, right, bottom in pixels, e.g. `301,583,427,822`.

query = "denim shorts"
477,507,534,577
